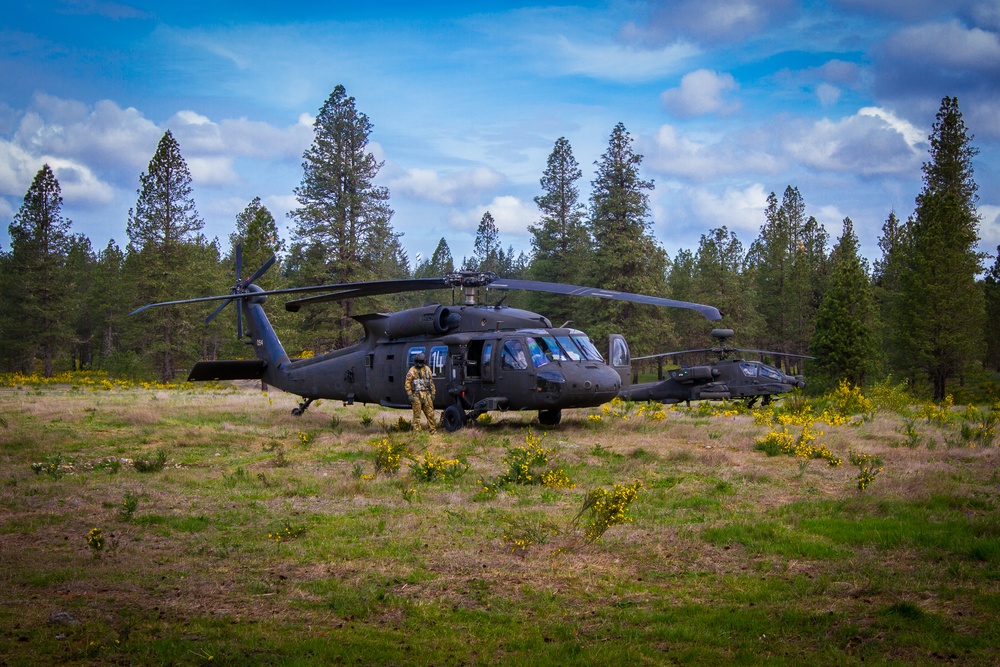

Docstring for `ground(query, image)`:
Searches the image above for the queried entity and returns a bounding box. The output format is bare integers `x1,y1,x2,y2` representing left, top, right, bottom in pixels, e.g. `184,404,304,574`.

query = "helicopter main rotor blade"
731,348,816,360
487,278,722,321
284,278,451,311
204,297,233,324
634,348,716,361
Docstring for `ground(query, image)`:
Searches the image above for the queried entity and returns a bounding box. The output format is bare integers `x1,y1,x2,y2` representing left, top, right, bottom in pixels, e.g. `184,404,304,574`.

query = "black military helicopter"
131,248,722,431
623,328,809,407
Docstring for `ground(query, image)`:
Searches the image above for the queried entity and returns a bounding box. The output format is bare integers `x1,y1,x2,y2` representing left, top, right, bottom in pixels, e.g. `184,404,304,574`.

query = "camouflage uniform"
405,363,437,433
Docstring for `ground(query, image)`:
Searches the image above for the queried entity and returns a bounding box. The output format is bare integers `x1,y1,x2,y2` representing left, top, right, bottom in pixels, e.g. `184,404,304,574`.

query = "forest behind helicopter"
2,89,998,403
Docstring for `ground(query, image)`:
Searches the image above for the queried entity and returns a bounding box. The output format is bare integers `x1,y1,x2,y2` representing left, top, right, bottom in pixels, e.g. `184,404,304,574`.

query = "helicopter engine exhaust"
385,305,461,339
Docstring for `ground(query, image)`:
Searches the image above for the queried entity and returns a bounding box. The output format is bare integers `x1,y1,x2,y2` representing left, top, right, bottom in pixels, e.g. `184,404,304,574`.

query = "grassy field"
1,379,999,665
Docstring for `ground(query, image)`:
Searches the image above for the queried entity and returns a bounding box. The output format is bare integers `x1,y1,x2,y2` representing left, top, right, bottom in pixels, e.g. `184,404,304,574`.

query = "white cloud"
885,19,1000,70
687,183,771,235
644,124,779,180
980,204,1000,252
621,0,797,44
660,69,739,117
784,109,923,175
550,35,699,82
389,167,505,206
449,195,536,236
816,83,841,106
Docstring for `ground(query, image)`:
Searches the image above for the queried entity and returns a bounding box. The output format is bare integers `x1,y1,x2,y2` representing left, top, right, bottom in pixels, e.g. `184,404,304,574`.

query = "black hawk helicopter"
624,328,809,407
131,248,722,431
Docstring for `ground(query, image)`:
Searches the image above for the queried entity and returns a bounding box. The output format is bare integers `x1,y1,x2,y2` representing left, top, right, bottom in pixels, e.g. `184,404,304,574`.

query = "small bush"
133,450,167,473
573,481,643,542
409,451,469,482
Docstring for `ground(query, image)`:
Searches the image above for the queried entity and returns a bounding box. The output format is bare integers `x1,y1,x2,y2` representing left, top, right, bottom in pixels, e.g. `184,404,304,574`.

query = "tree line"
2,88,998,401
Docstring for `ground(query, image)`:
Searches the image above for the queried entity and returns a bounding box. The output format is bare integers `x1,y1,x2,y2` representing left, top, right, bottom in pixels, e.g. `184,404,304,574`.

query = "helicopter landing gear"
538,409,562,426
442,404,466,432
291,397,314,416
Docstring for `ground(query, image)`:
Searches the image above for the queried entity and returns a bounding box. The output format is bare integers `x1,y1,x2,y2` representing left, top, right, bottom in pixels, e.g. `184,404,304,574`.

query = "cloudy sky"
2,0,999,271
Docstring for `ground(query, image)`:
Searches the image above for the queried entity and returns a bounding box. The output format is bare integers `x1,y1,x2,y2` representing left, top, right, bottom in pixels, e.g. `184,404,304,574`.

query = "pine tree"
587,123,669,354
66,234,97,370
414,238,455,277
469,211,503,274
809,218,878,389
126,130,209,381
898,97,985,400
287,85,396,350
528,137,591,324
667,248,699,351
6,164,74,376
873,210,910,379
985,247,1000,372
747,186,828,366
230,197,285,289
693,227,762,343
93,240,126,364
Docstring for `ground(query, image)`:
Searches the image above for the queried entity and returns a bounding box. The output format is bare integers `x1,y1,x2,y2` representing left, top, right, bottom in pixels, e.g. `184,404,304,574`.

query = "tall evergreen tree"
693,227,762,346
587,122,669,354
93,240,126,364
66,234,97,369
667,248,700,351
414,238,455,277
287,85,396,350
126,130,209,381
230,197,285,289
6,164,74,376
985,247,1000,372
747,186,828,365
809,218,878,389
469,211,503,274
897,97,985,400
873,210,911,379
528,137,591,324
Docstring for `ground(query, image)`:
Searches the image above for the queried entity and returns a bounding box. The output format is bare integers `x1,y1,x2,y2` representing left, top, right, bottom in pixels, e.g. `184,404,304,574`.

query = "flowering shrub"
754,425,841,466
849,450,884,491
87,527,105,554
268,520,306,542
409,451,469,482
573,481,643,542
364,437,410,478
476,429,574,498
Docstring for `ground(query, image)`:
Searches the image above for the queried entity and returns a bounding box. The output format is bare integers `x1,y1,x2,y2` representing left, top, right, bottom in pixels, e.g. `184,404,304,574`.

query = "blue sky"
2,0,999,271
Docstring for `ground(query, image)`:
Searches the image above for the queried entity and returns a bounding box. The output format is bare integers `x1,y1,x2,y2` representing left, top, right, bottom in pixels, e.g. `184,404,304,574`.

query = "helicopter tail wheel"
442,405,466,432
291,397,313,417
538,409,562,426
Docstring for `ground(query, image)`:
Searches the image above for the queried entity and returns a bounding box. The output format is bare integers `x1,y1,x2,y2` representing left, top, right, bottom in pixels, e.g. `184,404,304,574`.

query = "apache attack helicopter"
624,328,809,407
131,247,722,431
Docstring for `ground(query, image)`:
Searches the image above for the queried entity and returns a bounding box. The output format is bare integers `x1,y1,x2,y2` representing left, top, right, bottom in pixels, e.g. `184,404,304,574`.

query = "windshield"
571,334,604,362
556,335,584,361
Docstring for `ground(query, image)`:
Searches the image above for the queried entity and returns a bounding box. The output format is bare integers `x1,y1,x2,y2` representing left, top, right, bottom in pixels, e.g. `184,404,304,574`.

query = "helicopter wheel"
291,407,303,416
442,405,466,432
538,409,562,426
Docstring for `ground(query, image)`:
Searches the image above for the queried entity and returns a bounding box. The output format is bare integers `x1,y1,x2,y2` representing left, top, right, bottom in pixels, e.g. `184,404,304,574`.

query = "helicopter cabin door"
609,334,631,391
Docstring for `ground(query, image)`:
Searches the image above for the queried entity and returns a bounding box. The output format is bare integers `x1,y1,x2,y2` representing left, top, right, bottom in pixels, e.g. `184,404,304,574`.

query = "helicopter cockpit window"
571,335,604,362
740,362,758,378
500,340,529,370
759,365,783,381
525,337,549,367
556,335,584,361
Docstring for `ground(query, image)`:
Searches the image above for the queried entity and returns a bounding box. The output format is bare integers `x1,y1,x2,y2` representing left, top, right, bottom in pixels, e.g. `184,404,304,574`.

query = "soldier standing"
405,352,437,433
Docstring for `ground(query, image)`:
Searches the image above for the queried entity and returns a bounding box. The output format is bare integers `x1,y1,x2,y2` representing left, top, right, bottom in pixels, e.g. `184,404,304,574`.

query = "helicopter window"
555,335,584,361
611,338,629,367
525,337,550,367
538,336,568,361
740,363,758,378
482,342,493,367
408,346,447,378
501,340,529,370
759,366,783,381
571,335,603,362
